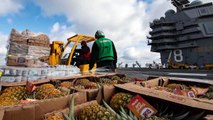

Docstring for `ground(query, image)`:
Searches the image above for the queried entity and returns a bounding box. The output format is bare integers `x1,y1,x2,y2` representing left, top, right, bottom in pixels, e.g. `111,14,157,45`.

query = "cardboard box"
72,76,100,101
71,88,99,101
0,92,87,120
0,78,50,87
34,92,87,116
127,95,158,118
50,74,127,101
85,74,129,100
0,104,37,120
141,77,212,99
7,55,35,67
114,79,213,111
74,100,98,117
100,84,212,119
43,100,98,119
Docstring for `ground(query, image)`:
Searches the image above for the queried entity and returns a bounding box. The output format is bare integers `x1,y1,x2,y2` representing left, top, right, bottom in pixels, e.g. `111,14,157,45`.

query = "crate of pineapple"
50,73,130,84
41,85,212,120
50,76,99,101
113,77,213,111
58,78,100,101
43,100,98,120
51,74,130,101
95,73,159,82
0,82,87,120
43,96,139,120
97,84,212,120
0,93,86,120
35,99,213,120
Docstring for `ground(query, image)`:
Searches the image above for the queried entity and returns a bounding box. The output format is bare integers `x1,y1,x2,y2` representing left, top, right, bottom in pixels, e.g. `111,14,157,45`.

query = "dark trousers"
97,60,116,70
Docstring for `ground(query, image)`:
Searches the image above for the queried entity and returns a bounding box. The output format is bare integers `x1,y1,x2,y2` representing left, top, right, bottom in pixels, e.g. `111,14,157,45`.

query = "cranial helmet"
81,40,87,46
95,30,105,39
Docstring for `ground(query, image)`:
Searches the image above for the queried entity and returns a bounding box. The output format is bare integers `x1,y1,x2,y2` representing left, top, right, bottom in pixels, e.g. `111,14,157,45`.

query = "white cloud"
49,22,77,54
49,22,76,42
0,0,23,15
34,0,172,66
51,22,60,33
205,0,213,3
36,0,212,66
0,33,9,65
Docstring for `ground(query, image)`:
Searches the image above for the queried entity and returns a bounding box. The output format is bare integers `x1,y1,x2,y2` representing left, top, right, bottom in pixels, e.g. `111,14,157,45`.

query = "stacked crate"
6,29,50,67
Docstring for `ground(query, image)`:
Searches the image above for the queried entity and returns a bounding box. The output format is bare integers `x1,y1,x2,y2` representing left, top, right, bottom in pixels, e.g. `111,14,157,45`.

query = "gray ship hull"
148,0,213,68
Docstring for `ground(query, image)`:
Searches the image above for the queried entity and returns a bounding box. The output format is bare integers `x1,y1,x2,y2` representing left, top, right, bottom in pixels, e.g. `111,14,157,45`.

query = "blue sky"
0,1,69,34
0,0,157,34
0,0,211,66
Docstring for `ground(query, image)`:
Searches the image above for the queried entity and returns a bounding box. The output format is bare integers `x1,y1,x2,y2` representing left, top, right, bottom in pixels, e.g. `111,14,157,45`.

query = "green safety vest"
95,37,114,62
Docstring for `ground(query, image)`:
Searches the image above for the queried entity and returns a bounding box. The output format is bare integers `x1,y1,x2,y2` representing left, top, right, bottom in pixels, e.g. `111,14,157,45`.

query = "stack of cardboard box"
6,29,50,67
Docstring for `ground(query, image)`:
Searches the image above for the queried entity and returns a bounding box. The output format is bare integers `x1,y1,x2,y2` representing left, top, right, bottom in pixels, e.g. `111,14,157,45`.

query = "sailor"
75,41,91,67
89,30,117,72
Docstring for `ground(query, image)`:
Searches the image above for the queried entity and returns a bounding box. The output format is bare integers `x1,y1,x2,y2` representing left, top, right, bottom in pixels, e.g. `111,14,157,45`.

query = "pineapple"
166,83,178,90
111,80,118,84
84,82,98,89
99,78,118,85
39,84,55,90
0,96,20,106
166,83,189,90
60,81,73,89
180,84,190,90
79,103,116,120
110,92,134,112
35,84,64,99
44,112,64,120
35,88,64,100
75,79,90,86
74,79,98,89
121,76,131,82
205,92,213,99
74,80,98,89
209,86,213,91
111,76,120,80
1,86,26,100
0,86,26,106
204,85,213,99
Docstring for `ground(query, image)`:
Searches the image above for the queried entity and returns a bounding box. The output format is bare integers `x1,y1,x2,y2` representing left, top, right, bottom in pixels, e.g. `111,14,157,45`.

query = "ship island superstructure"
148,0,213,68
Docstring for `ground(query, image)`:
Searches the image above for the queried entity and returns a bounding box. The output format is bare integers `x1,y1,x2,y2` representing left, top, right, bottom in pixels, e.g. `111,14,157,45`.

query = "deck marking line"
168,73,207,76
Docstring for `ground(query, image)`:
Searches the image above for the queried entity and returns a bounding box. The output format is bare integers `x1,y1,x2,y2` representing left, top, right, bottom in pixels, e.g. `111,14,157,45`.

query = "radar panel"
171,0,190,9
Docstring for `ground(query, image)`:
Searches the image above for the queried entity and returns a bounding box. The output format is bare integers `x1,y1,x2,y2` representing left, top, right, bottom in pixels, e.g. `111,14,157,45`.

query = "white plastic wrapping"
0,65,81,82
16,69,23,76
15,76,22,82
28,69,41,76
22,70,29,76
1,76,16,82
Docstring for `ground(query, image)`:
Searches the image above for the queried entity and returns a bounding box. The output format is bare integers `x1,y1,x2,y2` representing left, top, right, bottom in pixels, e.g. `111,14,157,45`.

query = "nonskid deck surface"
118,68,213,80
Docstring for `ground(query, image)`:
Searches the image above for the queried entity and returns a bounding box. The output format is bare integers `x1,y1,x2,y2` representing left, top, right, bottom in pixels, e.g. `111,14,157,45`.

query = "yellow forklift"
204,64,213,70
49,34,96,73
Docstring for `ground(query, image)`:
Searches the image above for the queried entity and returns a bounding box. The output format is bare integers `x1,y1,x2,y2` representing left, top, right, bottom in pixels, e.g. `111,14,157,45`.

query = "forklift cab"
50,34,96,74
64,34,96,73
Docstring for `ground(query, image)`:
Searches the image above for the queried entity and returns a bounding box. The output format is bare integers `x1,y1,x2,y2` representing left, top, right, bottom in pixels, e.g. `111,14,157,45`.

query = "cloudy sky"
0,0,211,67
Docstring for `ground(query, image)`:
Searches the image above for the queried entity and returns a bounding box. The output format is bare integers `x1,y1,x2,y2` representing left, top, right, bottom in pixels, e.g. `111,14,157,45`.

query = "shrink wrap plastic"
0,65,80,82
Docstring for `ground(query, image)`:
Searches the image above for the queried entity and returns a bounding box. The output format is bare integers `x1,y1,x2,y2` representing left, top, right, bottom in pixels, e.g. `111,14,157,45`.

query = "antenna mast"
171,0,190,11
